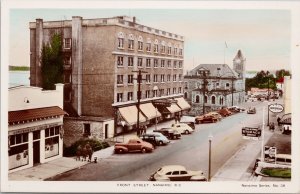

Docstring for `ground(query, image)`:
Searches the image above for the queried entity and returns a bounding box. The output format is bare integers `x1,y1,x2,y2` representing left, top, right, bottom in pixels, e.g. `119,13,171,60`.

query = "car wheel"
159,141,163,146
117,149,123,154
141,148,147,153
185,130,189,134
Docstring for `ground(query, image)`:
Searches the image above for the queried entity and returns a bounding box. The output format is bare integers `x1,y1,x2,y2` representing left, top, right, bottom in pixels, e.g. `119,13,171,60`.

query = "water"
9,71,30,87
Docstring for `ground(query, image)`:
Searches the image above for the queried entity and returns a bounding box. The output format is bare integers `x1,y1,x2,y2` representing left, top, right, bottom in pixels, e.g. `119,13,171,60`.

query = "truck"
114,139,154,154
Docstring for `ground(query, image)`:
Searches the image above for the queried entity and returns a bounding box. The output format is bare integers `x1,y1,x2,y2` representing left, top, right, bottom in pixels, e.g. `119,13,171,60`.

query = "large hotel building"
29,16,190,145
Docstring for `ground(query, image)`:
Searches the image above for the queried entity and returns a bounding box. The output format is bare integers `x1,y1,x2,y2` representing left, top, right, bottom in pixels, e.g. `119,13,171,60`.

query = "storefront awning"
140,103,162,120
166,104,181,113
119,105,147,126
175,97,191,110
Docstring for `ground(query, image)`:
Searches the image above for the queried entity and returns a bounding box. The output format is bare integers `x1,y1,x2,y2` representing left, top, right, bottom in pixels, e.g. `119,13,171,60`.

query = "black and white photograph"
1,0,300,193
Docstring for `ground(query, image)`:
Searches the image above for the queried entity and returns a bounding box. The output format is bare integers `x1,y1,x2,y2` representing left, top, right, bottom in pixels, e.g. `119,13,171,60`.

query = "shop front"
175,97,191,115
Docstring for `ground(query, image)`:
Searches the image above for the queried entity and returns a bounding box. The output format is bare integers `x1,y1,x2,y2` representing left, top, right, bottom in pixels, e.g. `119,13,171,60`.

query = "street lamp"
208,134,213,181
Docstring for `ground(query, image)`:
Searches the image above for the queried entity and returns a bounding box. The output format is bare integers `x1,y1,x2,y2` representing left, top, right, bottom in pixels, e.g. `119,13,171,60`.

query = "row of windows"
117,56,183,68
9,133,29,146
116,87,183,102
45,127,60,138
118,37,183,56
194,95,225,105
117,74,183,85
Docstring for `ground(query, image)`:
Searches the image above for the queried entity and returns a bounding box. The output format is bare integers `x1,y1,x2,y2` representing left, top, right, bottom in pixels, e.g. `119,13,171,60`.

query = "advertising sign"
269,103,284,113
264,146,277,162
242,127,261,140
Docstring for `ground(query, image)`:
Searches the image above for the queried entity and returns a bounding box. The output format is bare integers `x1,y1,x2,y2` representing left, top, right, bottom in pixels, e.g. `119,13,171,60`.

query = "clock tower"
233,50,246,79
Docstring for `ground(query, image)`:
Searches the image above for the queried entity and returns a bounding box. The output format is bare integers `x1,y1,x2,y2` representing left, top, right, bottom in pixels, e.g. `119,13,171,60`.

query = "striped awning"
175,97,191,110
166,104,181,113
119,105,147,126
140,103,161,120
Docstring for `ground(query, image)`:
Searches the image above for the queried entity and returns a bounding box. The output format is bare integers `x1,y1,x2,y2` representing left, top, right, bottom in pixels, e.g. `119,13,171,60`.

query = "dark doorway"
33,141,40,165
105,124,109,139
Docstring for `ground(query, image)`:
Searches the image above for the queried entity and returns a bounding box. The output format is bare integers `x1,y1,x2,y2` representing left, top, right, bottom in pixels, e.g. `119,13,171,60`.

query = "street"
51,100,271,181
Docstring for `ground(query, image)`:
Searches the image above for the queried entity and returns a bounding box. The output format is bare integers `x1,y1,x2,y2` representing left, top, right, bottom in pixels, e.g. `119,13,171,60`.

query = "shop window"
45,136,59,159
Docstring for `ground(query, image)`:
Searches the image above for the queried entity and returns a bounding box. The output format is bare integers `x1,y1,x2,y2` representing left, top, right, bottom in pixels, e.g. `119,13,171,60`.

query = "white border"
1,0,300,193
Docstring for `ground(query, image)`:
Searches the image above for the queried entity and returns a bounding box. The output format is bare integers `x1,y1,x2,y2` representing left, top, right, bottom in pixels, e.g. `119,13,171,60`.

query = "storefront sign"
9,122,63,135
269,103,284,113
264,146,277,162
242,127,261,140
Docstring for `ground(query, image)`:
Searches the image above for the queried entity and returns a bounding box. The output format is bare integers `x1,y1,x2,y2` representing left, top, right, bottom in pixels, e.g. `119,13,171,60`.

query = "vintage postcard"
1,0,300,193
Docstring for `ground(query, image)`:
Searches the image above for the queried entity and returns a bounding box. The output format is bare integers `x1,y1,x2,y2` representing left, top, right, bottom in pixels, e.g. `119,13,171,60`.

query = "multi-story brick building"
184,50,246,115
29,16,189,143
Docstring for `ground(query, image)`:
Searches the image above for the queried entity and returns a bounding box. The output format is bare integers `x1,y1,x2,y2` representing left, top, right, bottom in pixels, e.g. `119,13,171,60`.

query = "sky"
9,9,291,71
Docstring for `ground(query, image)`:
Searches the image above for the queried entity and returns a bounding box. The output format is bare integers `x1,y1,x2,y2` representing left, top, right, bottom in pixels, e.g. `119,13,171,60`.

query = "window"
127,92,133,101
173,74,177,81
173,61,177,68
153,74,158,83
178,87,182,93
161,45,166,53
117,75,123,85
63,38,72,49
184,92,188,99
128,57,133,67
9,133,28,146
161,60,165,67
167,74,171,82
226,83,230,88
146,43,151,52
154,44,159,53
204,96,208,103
160,89,164,96
145,90,151,98
168,46,172,55
195,95,200,103
64,73,71,83
117,56,123,66
219,96,224,105
33,131,40,140
128,39,134,50
167,88,171,95
179,48,183,56
173,88,177,94
216,82,220,88
174,48,178,55
212,96,216,104
179,61,183,68
138,58,143,67
179,74,182,81
154,59,158,68
161,75,165,82
118,38,124,48
128,75,133,84
153,90,158,97
138,41,143,51
167,60,171,68
172,171,179,175
146,74,151,83
64,55,72,66
83,124,91,137
146,59,151,68
117,93,123,102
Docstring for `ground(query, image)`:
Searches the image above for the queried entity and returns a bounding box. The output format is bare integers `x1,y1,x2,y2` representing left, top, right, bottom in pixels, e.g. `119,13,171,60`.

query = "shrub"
63,138,110,157
261,168,291,178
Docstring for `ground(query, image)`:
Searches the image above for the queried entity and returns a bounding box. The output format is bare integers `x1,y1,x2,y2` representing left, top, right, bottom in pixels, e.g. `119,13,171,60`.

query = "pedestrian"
76,145,82,161
144,125,147,134
81,146,87,161
277,116,281,126
85,142,93,162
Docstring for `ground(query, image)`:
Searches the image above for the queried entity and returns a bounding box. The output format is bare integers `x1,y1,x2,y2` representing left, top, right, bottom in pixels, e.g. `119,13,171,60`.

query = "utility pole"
202,72,208,115
133,70,147,135
267,77,270,101
231,76,234,106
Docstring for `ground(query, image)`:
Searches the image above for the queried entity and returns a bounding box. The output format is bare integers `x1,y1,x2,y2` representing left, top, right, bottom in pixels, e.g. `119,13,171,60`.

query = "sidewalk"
211,129,273,181
9,119,177,181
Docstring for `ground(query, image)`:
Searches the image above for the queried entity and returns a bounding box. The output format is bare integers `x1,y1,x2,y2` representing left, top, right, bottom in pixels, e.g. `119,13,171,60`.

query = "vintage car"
171,123,194,134
149,165,207,181
218,108,232,117
247,107,256,114
140,132,170,146
228,106,245,113
153,128,182,140
114,139,154,154
195,115,218,124
205,112,223,121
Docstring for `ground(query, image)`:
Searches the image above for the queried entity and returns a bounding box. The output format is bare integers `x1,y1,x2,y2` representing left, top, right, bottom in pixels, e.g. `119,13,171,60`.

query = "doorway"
33,141,40,165
105,124,109,139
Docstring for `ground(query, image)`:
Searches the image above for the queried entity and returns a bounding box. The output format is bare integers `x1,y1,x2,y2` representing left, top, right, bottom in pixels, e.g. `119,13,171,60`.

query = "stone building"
29,16,189,143
184,50,246,115
8,84,65,172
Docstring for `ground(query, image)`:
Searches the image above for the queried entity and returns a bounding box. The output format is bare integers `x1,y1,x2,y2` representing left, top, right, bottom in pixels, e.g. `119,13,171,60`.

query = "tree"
245,70,277,91
41,33,64,90
275,69,291,81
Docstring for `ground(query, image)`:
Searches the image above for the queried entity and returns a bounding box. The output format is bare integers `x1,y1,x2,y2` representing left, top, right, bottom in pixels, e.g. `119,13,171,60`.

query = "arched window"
117,32,125,48
138,36,143,50
128,34,134,50
211,96,216,104
219,96,224,105
204,95,208,103
195,95,200,103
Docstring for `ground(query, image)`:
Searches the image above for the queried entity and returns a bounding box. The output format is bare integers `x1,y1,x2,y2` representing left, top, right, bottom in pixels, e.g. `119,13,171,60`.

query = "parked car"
171,123,194,134
153,128,182,140
195,115,218,124
179,121,195,130
228,106,245,113
205,112,222,121
140,132,170,146
149,165,207,181
218,108,232,117
180,116,196,129
247,107,256,114
114,139,154,154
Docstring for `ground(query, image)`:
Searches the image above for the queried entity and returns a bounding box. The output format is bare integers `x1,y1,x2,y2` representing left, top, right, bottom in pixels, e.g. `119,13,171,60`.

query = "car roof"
160,165,187,172
148,132,162,135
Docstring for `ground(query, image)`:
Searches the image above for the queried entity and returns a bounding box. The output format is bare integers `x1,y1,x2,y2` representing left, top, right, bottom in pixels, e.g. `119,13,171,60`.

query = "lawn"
261,168,291,178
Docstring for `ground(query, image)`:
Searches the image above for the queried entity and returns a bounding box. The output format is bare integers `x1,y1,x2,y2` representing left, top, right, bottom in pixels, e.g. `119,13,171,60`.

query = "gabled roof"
189,64,238,78
9,106,67,125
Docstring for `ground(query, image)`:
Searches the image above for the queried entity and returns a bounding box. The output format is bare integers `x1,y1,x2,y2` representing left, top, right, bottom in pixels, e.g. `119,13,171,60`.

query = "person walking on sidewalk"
76,145,82,161
85,142,93,162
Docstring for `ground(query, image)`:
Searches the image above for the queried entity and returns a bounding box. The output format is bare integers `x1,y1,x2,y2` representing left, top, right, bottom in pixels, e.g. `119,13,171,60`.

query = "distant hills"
9,66,30,71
